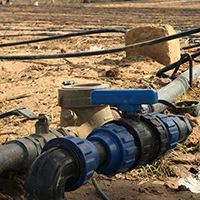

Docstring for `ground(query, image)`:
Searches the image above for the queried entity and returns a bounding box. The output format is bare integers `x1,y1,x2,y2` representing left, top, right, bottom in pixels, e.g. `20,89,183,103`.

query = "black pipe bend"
24,147,80,200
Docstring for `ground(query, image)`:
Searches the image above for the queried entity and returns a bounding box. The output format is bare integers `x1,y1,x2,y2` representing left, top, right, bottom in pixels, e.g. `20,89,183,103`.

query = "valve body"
24,89,193,200
24,113,192,199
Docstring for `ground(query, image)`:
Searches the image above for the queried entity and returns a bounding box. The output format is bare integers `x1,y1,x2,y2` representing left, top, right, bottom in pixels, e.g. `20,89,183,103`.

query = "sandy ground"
0,0,200,199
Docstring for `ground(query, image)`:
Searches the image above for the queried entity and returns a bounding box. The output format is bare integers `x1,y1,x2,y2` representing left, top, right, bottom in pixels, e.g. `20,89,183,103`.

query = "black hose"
24,137,108,200
156,51,200,78
0,33,56,38
24,147,80,200
0,27,200,60
0,47,126,60
194,58,200,62
170,53,193,87
182,43,200,50
189,35,200,38
0,27,85,32
0,28,127,48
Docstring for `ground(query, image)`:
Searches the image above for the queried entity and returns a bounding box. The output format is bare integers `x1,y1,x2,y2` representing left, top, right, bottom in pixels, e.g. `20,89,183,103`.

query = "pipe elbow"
24,147,80,200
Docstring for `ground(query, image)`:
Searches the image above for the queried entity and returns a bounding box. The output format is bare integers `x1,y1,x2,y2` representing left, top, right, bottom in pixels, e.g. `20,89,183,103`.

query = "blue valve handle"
91,89,158,114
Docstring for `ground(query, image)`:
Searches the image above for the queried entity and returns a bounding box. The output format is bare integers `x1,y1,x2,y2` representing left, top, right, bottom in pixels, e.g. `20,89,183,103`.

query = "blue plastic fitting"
42,135,100,191
42,123,137,189
150,113,179,154
91,89,158,115
24,88,194,200
87,123,137,175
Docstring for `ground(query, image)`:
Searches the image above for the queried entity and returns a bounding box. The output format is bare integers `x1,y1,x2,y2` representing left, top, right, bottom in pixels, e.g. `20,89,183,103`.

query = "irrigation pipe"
0,33,123,38
182,43,200,50
156,51,200,77
189,35,200,38
0,33,56,38
0,27,86,32
0,28,127,47
142,64,200,113
0,27,200,60
194,58,200,63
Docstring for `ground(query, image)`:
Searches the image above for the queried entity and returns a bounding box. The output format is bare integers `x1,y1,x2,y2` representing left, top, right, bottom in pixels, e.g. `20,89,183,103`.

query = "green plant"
76,129,80,138
37,89,44,94
146,164,154,176
0,108,6,113
50,113,60,125
123,77,128,86
177,143,194,153
135,157,177,181
22,126,31,135
182,84,187,100
51,88,58,98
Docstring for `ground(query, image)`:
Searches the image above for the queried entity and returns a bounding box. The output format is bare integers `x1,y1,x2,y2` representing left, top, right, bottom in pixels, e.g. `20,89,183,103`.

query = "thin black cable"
0,33,56,38
0,33,123,38
170,53,193,87
156,50,200,78
0,28,78,32
0,27,200,60
194,58,200,63
182,43,200,50
0,28,127,47
189,35,200,38
0,27,87,32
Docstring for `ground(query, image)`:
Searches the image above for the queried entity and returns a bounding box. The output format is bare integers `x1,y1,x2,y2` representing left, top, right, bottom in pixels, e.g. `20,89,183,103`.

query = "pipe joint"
150,113,179,154
168,114,193,143
42,135,100,191
87,123,137,175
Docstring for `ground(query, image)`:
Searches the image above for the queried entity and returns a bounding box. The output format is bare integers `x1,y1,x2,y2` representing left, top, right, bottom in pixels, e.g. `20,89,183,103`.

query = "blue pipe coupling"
42,123,137,191
151,113,193,154
87,123,137,175
24,113,193,199
151,113,179,154
41,113,192,192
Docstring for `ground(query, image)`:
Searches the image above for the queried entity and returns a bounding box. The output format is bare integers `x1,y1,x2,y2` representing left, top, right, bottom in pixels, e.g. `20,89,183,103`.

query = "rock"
125,24,180,66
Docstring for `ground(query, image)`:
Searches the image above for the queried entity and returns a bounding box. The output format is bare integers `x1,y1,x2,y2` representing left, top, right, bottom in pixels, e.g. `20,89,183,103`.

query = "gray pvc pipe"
142,64,200,113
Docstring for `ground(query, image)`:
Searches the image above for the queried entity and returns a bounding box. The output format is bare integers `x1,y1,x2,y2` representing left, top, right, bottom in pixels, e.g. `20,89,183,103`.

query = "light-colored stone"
125,25,180,65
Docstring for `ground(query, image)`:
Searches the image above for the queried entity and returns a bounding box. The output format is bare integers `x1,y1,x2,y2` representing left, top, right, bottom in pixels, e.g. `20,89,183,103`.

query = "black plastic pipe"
0,27,199,49
24,114,193,200
182,43,200,50
156,51,200,78
0,27,200,60
0,141,35,173
0,28,127,48
142,64,200,113
0,128,69,173
0,138,38,173
24,147,81,200
24,139,107,200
